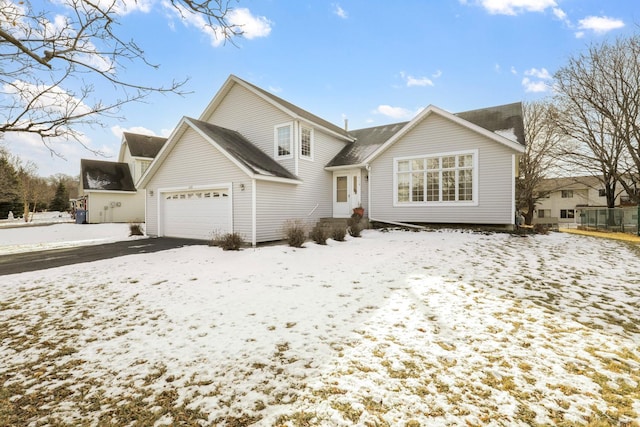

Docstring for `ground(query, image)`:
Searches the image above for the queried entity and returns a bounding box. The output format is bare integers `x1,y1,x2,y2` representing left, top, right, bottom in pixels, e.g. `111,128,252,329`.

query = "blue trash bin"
75,209,87,224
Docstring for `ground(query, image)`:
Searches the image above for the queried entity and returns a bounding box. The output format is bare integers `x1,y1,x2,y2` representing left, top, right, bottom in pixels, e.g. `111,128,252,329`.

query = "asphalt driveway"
0,238,206,276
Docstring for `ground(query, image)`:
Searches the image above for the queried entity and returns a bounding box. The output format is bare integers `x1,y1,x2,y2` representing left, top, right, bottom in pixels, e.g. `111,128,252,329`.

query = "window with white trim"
538,209,551,218
300,126,313,160
396,152,475,204
274,123,293,159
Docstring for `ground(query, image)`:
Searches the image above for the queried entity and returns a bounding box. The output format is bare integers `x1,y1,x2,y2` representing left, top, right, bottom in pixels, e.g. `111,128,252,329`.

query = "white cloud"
230,8,272,40
432,70,442,79
0,128,106,177
522,77,549,93
524,67,551,80
400,72,434,87
164,4,271,47
407,76,434,87
575,31,585,39
110,125,160,138
521,67,552,92
495,63,502,73
477,0,557,15
3,80,93,119
268,86,283,94
333,3,348,19
552,7,566,21
374,105,418,120
510,66,517,75
577,16,624,35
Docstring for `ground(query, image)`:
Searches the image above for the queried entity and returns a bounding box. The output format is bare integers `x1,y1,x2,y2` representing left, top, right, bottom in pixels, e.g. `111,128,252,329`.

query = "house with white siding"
78,133,166,223
533,176,638,226
138,74,525,245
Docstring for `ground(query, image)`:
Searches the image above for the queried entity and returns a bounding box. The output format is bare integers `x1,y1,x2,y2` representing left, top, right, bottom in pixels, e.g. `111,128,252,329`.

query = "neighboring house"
138,74,525,245
533,176,638,225
78,132,167,223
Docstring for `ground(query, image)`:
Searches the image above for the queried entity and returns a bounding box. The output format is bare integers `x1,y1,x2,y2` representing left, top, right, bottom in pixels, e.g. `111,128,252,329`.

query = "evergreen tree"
0,149,21,219
50,182,69,212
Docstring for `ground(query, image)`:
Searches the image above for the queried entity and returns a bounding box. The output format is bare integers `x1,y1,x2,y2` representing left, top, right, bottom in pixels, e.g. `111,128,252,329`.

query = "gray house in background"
138,74,525,245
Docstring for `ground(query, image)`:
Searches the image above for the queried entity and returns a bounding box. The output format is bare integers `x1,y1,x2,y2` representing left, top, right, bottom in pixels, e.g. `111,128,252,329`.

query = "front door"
333,170,361,218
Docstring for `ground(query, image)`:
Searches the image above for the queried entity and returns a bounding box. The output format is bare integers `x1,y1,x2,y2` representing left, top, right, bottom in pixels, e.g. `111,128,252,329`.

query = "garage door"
161,188,231,240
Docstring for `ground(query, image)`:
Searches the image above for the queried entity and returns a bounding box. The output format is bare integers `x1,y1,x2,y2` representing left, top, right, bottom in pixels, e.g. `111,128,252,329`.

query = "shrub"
209,232,244,250
331,226,346,242
129,223,144,236
284,220,307,248
309,223,329,245
348,220,363,237
533,224,549,235
347,213,364,238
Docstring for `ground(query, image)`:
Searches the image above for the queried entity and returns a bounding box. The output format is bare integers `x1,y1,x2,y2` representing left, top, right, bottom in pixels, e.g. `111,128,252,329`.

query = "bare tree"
553,34,640,205
0,0,242,151
13,156,39,221
516,100,562,225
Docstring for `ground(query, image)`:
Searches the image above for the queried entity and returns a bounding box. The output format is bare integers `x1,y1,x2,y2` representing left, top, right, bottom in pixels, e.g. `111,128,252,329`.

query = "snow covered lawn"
1,229,639,426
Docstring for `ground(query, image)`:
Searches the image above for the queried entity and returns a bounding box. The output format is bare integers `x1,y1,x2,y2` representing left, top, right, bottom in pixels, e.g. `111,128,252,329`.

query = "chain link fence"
577,206,640,235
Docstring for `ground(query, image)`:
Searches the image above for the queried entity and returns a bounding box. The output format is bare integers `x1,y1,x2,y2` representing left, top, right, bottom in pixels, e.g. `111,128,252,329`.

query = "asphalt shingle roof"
327,102,525,167
123,132,167,158
455,102,525,146
326,122,409,167
80,159,136,191
187,118,299,181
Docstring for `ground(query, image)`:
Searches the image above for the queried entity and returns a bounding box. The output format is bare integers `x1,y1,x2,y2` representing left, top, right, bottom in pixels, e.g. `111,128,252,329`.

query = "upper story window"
395,151,476,205
561,190,574,198
598,189,606,197
300,126,313,160
274,123,293,159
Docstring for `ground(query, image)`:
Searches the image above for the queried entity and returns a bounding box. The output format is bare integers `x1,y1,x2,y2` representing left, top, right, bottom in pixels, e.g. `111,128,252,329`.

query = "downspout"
366,164,372,219
252,179,257,247
143,189,147,236
511,154,517,228
294,121,299,176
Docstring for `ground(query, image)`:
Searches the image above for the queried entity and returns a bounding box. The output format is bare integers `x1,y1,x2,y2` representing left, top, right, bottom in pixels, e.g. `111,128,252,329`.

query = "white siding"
85,191,144,223
370,114,517,225
253,131,347,242
206,84,297,174
145,128,253,241
206,83,349,241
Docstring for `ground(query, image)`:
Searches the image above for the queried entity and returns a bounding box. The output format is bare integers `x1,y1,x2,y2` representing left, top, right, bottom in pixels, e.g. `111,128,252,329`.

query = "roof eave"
325,163,367,171
83,189,138,194
137,118,190,189
254,175,302,185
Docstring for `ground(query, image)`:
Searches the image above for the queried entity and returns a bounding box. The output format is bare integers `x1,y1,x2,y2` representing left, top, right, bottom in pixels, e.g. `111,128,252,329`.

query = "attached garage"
160,187,231,240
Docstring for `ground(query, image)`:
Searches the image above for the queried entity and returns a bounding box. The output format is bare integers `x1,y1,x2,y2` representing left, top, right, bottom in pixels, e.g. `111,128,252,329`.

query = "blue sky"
5,0,639,177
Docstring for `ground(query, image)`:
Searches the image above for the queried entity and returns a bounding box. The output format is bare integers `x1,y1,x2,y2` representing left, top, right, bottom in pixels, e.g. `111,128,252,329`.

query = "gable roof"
123,132,167,158
186,118,299,180
328,103,526,168
80,159,136,192
199,75,354,142
138,117,301,188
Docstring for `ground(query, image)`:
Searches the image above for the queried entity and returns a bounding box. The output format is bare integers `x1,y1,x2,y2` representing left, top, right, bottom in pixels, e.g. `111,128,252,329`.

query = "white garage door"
161,188,230,240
